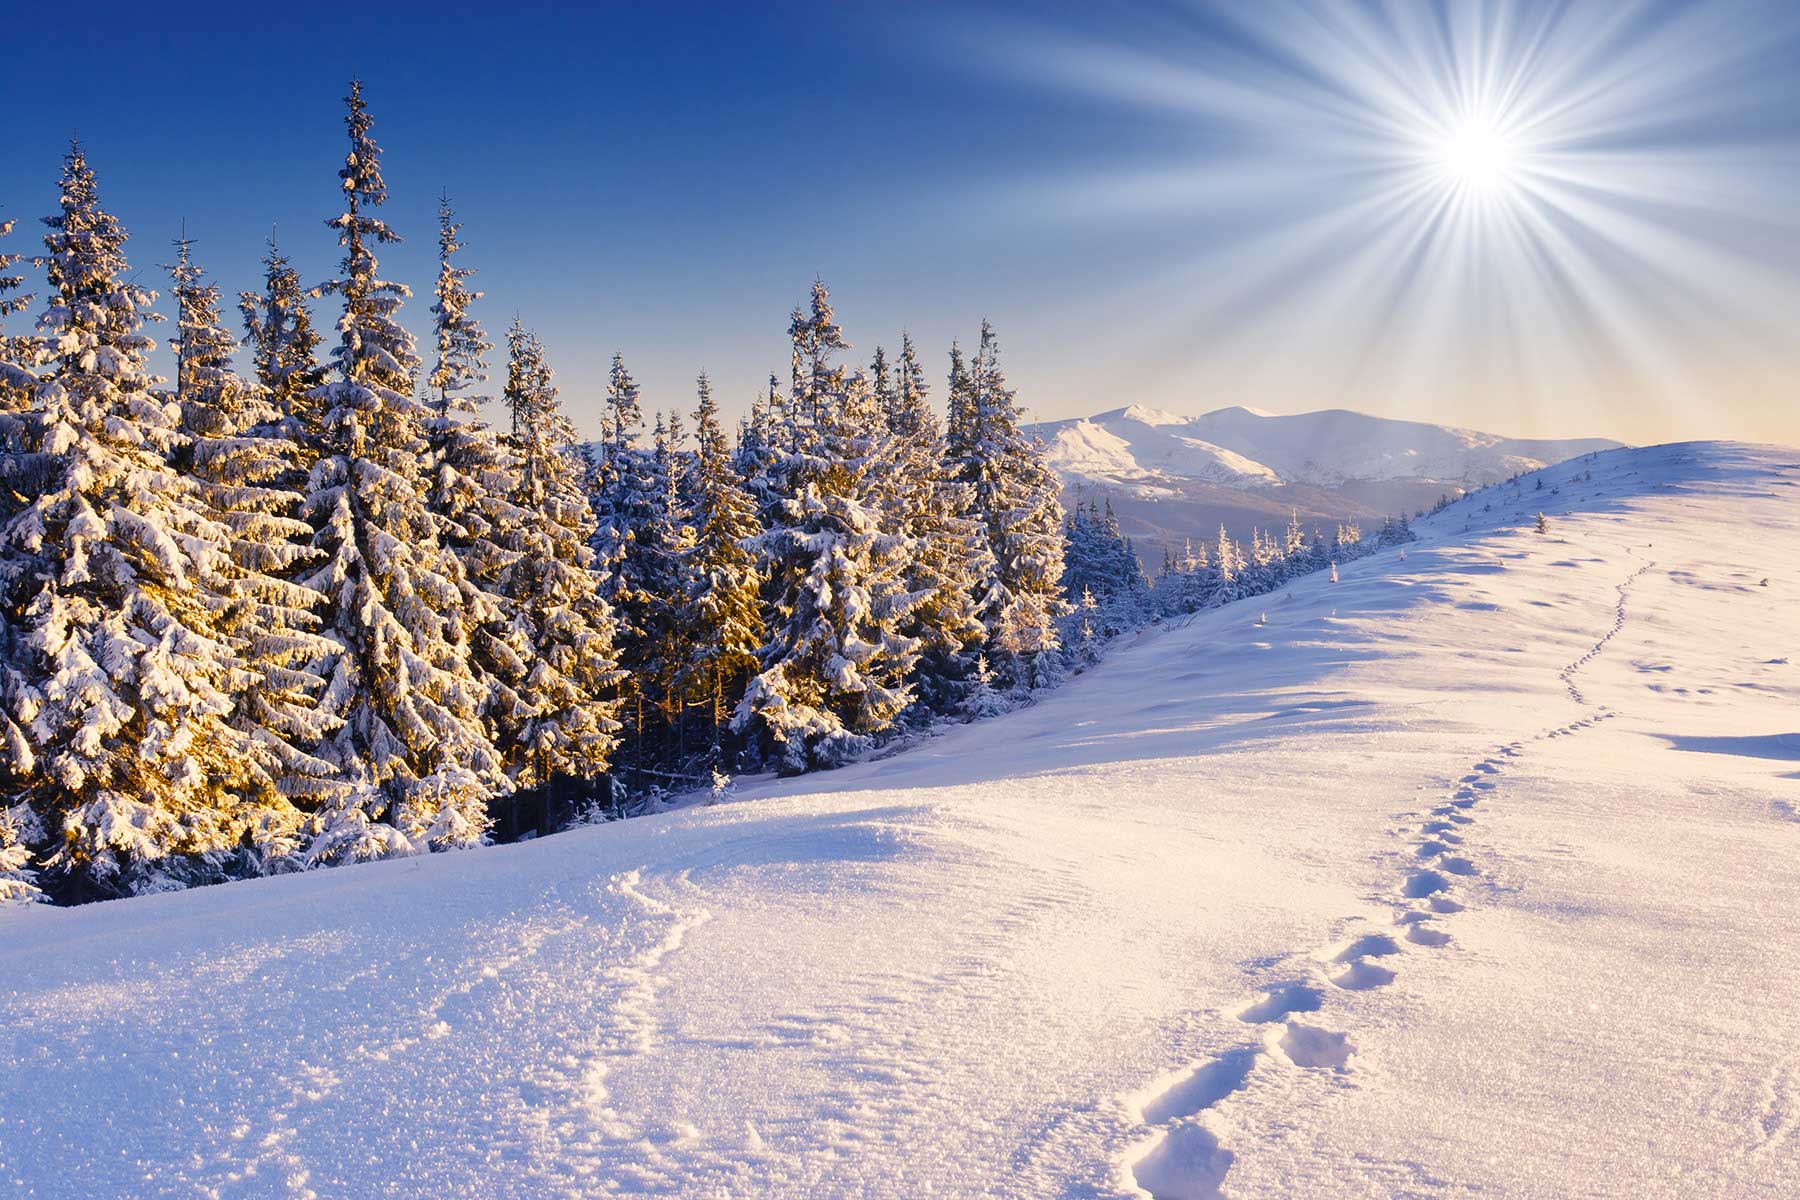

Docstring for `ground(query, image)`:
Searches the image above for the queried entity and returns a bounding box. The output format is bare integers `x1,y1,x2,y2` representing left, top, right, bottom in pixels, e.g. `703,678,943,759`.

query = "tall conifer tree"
674,372,764,757
735,282,922,772
165,240,343,858
495,322,623,788
300,82,503,862
0,145,253,893
950,320,1067,683
882,333,988,712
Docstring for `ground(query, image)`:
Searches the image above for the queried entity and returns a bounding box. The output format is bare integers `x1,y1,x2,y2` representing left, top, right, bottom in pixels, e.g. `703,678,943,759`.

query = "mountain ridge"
1028,404,1624,492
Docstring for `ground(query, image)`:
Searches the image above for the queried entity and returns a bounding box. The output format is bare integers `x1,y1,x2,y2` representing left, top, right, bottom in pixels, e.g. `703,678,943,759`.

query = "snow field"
3,441,1796,1198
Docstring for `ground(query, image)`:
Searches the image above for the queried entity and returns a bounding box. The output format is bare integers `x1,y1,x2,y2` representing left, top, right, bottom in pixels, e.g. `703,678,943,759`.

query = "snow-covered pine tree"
734,373,789,525
641,409,695,754
301,82,504,862
951,320,1067,686
0,209,41,823
0,207,39,500
0,207,32,410
164,239,345,864
1061,494,1147,637
0,144,260,895
882,332,988,713
672,371,764,759
1284,508,1307,558
239,236,327,455
0,801,42,903
1213,524,1244,604
735,281,923,772
494,322,623,790
588,352,681,778
423,197,531,767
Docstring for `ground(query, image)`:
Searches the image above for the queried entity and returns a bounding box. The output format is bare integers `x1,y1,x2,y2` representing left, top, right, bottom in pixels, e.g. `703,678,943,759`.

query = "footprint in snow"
1331,959,1397,991
1406,924,1452,947
1332,933,1401,962
1236,983,1324,1025
1403,869,1451,898
1135,1047,1261,1124
1273,1022,1356,1072
1129,1123,1234,1200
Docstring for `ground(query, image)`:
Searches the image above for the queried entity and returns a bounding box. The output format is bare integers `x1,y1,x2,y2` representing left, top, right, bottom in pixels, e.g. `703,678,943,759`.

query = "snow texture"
3,440,1797,1199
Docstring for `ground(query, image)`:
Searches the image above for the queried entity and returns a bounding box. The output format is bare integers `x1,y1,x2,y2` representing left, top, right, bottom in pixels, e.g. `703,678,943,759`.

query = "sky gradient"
5,0,1798,446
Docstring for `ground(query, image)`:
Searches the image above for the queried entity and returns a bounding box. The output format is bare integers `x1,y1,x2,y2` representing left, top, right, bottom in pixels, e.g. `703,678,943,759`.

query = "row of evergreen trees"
1060,497,1413,651
0,83,1410,905
0,83,1078,901
1150,511,1411,614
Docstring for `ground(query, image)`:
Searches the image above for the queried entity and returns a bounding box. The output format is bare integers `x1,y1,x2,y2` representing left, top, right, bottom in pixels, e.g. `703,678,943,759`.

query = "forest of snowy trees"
0,83,1408,904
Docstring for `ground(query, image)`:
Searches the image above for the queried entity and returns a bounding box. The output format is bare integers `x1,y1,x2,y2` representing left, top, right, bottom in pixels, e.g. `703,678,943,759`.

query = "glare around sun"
1435,115,1521,193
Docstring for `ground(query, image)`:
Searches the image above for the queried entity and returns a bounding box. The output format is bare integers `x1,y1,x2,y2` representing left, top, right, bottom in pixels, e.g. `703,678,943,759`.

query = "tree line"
0,83,1410,905
0,83,1076,902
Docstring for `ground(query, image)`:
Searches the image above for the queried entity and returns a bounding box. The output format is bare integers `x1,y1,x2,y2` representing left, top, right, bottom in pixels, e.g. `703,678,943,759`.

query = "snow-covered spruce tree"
672,371,764,759
611,408,691,766
589,350,645,594
644,409,697,755
239,236,328,450
164,240,345,864
0,144,260,895
0,209,41,820
881,332,988,714
1061,494,1147,638
300,82,504,862
949,320,1067,687
589,352,685,778
494,323,623,790
1212,524,1244,605
0,208,33,411
1,207,40,506
734,281,923,773
733,373,789,524
423,197,533,763
0,801,42,903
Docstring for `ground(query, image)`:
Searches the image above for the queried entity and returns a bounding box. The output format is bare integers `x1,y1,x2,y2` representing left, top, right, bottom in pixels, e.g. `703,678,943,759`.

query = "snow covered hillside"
4,441,1797,1200
1032,404,1621,491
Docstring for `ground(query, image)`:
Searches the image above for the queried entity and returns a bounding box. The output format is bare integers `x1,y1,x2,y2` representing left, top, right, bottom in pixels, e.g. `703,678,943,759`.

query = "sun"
1432,114,1523,195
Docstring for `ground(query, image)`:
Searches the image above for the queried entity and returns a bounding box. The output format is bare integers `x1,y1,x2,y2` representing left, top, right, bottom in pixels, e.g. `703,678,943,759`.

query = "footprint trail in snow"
1119,553,1655,1200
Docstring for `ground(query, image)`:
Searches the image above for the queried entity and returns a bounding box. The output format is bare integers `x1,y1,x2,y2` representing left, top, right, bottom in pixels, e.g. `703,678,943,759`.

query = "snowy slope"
5,442,1798,1200
1032,405,1622,491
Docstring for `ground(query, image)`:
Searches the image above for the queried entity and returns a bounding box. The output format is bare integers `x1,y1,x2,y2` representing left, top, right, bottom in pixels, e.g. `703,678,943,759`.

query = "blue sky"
6,1,1799,444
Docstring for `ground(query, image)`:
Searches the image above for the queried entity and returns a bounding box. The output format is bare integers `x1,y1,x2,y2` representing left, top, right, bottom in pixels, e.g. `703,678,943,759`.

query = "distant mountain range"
1024,405,1623,565
1028,405,1621,492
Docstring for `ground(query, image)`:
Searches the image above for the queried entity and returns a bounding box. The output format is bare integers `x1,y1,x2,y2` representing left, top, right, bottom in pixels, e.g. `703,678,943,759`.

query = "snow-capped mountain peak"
1029,405,1622,491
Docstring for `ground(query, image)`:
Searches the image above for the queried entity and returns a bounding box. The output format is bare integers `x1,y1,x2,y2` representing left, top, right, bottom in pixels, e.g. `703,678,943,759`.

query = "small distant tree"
1534,512,1549,535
